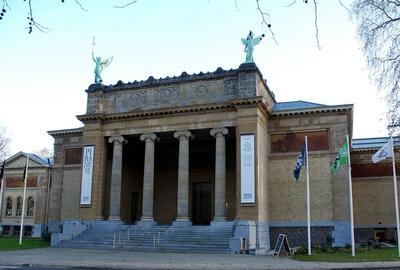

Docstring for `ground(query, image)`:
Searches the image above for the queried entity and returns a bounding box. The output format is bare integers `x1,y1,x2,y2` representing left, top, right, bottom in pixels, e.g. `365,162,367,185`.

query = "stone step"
58,244,230,254
77,238,230,245
59,242,231,253
64,239,230,248
59,223,233,253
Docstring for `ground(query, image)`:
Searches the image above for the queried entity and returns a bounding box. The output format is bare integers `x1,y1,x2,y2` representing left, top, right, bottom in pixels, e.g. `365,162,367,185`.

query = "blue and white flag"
293,145,307,181
372,140,393,163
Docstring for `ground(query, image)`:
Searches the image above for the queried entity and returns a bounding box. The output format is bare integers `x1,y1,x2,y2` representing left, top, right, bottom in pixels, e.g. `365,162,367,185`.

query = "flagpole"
0,171,4,220
345,134,355,257
19,155,29,245
305,136,311,256
389,136,400,257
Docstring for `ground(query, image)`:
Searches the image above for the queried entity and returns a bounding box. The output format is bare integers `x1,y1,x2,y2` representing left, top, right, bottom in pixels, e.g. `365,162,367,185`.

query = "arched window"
27,197,34,217
5,197,12,216
16,197,23,217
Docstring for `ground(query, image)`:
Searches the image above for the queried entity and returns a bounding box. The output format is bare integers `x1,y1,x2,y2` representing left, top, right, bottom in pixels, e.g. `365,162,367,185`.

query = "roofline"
270,104,353,117
353,136,398,141
5,151,51,168
273,100,326,107
47,127,83,137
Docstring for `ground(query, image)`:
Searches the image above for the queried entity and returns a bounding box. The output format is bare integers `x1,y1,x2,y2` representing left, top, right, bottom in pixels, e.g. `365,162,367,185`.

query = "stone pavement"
0,248,400,270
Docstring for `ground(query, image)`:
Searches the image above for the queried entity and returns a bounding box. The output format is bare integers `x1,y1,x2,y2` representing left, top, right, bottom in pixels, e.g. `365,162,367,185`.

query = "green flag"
332,142,349,174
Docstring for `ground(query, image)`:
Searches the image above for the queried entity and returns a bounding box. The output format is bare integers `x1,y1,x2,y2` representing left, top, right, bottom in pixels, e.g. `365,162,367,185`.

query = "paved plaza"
0,248,400,270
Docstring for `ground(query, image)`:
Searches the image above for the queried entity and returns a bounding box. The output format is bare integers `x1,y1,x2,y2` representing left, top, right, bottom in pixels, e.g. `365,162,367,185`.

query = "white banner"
240,134,255,204
80,146,94,205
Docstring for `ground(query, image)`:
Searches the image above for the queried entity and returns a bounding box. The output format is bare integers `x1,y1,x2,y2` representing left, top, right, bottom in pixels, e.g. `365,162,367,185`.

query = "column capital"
140,133,159,142
108,136,127,144
174,130,192,140
210,128,229,137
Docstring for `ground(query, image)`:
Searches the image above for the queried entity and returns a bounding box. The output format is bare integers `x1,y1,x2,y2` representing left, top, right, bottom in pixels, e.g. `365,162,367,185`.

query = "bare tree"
352,0,400,133
0,127,10,162
35,147,54,158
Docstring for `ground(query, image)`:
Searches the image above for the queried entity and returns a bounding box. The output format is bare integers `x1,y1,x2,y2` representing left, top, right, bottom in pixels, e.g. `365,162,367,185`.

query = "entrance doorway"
192,182,212,225
131,192,139,223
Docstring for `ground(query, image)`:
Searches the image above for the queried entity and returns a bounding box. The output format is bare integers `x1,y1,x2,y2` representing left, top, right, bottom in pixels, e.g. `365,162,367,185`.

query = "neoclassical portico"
106,127,231,225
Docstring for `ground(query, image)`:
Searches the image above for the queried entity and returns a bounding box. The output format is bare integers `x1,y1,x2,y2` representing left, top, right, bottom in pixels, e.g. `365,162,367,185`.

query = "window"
270,130,330,153
27,197,34,217
2,225,10,235
5,197,12,216
16,197,23,217
65,148,82,165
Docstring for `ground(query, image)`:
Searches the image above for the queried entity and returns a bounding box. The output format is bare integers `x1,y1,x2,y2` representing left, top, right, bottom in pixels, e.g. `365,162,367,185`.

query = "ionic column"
173,130,192,223
210,128,229,221
139,133,158,222
108,135,127,221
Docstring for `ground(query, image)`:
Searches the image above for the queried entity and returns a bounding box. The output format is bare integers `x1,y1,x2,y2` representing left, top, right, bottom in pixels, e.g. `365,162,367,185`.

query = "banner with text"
240,134,255,204
80,146,94,205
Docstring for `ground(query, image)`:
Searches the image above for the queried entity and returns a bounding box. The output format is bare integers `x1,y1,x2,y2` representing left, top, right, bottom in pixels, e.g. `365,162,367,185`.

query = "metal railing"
112,225,169,250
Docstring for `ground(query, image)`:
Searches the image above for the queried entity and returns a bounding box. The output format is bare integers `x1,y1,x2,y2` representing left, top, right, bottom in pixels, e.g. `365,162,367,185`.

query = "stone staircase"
57,222,234,253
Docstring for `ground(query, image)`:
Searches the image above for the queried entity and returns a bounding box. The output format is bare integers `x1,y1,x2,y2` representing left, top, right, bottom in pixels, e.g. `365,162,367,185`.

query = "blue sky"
0,0,387,155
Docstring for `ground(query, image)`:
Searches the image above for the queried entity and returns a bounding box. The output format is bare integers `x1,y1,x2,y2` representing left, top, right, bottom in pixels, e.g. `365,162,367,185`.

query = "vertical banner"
240,134,255,203
80,146,94,205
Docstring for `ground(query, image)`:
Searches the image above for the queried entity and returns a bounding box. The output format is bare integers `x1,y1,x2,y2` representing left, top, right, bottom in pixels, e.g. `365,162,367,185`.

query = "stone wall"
269,226,334,247
50,133,83,223
267,111,352,246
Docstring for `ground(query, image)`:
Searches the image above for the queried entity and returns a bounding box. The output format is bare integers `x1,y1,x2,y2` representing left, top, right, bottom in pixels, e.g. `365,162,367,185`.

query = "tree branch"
27,0,51,33
255,0,278,44
74,0,88,12
312,0,321,49
113,0,138,9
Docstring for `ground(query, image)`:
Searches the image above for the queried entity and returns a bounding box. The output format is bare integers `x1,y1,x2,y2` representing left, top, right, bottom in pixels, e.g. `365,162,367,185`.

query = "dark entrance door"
192,182,212,225
131,192,139,223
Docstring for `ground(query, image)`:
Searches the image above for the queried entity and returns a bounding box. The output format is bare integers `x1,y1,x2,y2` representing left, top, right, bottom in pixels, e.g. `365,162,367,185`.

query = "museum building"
46,63,400,253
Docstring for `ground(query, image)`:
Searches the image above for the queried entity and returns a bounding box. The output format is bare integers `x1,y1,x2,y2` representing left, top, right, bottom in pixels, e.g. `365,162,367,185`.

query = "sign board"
240,134,255,204
80,146,94,205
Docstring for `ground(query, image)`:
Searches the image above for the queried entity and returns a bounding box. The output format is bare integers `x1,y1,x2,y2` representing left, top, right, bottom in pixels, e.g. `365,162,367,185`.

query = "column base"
211,220,234,227
212,216,227,222
137,217,157,227
172,218,192,227
108,216,121,221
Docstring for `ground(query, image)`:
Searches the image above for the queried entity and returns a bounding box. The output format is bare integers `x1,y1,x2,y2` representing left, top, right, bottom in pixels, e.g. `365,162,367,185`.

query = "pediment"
5,152,48,168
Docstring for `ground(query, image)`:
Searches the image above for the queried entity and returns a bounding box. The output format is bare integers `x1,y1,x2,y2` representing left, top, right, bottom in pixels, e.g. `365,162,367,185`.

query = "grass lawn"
0,237,49,251
294,248,400,262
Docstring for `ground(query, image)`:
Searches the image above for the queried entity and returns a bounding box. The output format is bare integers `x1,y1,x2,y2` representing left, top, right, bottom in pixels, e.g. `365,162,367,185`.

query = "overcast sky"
0,0,388,156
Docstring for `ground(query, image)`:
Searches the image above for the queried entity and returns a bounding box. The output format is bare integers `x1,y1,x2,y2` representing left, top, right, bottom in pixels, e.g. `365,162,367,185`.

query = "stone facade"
49,63,393,253
350,146,400,243
0,152,51,237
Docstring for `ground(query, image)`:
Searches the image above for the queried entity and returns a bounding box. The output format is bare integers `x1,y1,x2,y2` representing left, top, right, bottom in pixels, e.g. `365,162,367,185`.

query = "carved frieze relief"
99,78,243,114
128,92,146,109
224,79,238,97
158,88,179,104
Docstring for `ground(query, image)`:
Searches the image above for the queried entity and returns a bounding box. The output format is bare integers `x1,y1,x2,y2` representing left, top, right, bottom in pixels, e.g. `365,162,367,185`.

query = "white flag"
372,140,393,163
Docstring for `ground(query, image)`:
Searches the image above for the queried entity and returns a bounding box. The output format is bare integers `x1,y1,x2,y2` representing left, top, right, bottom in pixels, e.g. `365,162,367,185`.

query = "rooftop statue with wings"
92,52,113,83
241,31,265,63
91,37,113,84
